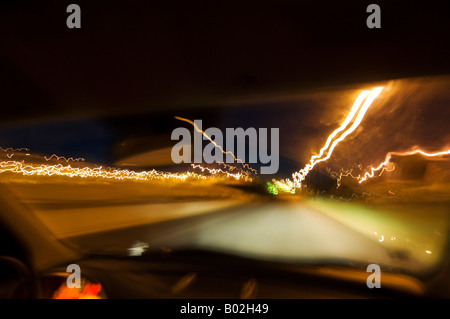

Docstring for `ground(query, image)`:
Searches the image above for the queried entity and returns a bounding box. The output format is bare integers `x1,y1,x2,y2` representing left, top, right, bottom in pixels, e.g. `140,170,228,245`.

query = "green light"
266,182,278,195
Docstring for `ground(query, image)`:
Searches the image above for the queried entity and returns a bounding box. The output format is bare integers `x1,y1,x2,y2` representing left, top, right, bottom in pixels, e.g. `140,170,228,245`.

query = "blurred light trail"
271,87,383,193
0,159,251,183
309,91,370,164
128,241,149,256
266,181,279,195
332,191,395,202
0,147,29,152
175,116,258,174
44,154,85,162
358,148,450,183
0,144,256,183
291,87,383,188
0,160,198,181
191,164,253,181
327,164,363,188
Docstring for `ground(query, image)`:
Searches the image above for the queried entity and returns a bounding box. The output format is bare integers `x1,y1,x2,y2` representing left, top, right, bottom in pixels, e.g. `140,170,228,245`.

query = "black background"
0,0,449,122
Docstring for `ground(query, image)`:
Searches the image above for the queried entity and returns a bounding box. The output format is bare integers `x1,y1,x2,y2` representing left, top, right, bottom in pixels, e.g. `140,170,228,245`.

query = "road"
3,175,449,276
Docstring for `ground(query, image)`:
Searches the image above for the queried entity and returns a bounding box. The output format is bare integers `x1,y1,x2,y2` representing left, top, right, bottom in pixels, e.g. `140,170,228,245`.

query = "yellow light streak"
0,159,253,184
358,148,450,183
44,154,86,162
0,141,255,186
290,87,384,189
327,164,363,188
174,116,258,174
0,160,205,181
0,147,29,152
271,178,296,194
310,91,370,164
191,164,253,182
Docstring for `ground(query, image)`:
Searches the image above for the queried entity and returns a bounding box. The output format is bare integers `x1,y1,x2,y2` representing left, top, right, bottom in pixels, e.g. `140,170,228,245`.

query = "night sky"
0,0,449,167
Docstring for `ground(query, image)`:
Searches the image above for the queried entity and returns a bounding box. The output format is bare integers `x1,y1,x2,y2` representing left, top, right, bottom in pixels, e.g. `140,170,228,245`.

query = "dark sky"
0,0,449,122
0,1,449,166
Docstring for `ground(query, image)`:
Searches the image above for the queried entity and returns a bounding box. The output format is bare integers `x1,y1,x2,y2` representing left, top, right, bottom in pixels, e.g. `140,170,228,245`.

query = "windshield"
1,75,449,278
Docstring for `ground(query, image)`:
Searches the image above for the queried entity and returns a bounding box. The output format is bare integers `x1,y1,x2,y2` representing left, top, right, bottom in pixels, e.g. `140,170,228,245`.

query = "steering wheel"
0,256,39,299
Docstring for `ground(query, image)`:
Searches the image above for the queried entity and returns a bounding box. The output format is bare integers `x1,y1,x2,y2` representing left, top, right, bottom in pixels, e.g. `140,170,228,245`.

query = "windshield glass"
1,75,449,278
